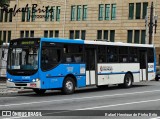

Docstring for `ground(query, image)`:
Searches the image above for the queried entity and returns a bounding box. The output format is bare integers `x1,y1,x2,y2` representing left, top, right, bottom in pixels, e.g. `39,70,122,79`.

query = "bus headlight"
8,78,13,82
36,78,40,82
32,78,40,82
32,79,36,82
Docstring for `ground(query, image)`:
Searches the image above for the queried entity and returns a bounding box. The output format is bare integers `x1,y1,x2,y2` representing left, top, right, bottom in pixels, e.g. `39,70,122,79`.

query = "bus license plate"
30,83,36,87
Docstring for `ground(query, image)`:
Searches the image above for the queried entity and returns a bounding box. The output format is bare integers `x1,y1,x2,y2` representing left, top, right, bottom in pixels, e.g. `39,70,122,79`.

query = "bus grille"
15,84,27,86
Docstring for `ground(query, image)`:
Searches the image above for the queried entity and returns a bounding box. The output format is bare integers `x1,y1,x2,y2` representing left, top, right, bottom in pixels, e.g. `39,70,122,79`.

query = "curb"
0,89,33,96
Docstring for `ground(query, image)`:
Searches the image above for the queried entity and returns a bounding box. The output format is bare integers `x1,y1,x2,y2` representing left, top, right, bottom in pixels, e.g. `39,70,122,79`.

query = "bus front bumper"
7,81,41,89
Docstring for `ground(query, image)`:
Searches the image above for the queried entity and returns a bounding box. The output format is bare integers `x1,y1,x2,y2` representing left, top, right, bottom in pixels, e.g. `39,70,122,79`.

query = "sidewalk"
0,79,33,96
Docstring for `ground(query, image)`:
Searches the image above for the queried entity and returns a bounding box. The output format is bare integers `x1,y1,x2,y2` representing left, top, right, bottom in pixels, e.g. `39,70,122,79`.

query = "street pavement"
0,80,160,119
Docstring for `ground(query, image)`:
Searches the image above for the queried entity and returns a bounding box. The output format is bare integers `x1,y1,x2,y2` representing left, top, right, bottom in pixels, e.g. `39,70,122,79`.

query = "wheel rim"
126,76,132,86
65,81,73,91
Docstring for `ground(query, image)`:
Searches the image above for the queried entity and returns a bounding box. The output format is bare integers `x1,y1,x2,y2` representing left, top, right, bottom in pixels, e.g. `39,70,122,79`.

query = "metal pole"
149,2,153,44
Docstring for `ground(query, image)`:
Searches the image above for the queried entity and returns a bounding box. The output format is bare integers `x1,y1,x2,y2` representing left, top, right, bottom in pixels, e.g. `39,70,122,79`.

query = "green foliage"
0,0,10,7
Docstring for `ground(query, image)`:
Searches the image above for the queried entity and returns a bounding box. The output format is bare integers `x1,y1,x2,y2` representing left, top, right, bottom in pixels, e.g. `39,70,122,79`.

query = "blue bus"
7,38,156,94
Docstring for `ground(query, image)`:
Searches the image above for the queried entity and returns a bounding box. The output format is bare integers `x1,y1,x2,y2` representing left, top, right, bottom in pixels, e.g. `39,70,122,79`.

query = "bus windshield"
7,39,40,75
8,47,38,70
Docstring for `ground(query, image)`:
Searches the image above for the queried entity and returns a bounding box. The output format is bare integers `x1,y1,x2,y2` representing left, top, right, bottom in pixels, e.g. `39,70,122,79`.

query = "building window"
4,11,8,22
82,5,87,20
3,31,6,43
32,8,36,22
44,31,48,37
20,30,34,38
105,4,110,20
55,30,59,37
8,31,11,43
0,31,2,45
129,3,134,19
56,6,60,21
75,30,80,39
129,2,148,20
104,30,108,41
44,30,59,37
9,9,13,22
77,5,81,21
50,6,55,21
127,30,133,43
71,6,76,21
134,30,140,43
71,5,87,21
69,30,86,40
30,31,34,37
143,2,148,19
69,30,74,39
81,30,86,40
110,30,115,42
25,31,29,37
141,30,146,44
99,4,104,20
111,4,116,20
97,30,102,39
49,31,53,37
45,7,50,21
136,3,141,19
97,30,115,41
0,9,4,22
22,8,26,22
27,8,31,22
20,31,24,38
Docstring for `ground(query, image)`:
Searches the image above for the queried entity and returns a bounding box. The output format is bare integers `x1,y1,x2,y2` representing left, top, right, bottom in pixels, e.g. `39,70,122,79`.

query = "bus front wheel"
33,89,46,95
62,77,75,95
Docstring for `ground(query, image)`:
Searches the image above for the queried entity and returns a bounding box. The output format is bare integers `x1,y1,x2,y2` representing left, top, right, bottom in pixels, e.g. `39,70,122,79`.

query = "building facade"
0,0,160,64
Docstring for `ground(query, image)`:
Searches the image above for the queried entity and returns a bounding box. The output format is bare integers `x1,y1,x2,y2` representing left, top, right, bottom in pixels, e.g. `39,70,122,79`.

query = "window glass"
143,2,148,19
127,30,133,43
129,47,138,63
50,6,55,21
98,46,106,63
105,4,110,20
82,5,87,20
110,30,115,42
141,30,146,44
63,44,83,63
134,30,140,43
99,4,104,20
136,3,141,19
77,5,81,21
81,30,86,40
41,43,62,71
129,3,134,19
119,47,128,63
111,4,116,20
107,46,118,63
97,30,102,40
71,6,76,21
148,48,154,63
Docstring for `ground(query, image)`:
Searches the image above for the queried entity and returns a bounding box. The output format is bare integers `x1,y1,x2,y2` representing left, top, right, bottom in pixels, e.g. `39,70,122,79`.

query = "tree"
0,0,10,7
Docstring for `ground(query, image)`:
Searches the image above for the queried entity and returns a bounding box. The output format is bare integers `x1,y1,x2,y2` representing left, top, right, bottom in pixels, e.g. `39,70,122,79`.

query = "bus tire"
123,73,133,88
62,77,75,95
33,89,46,95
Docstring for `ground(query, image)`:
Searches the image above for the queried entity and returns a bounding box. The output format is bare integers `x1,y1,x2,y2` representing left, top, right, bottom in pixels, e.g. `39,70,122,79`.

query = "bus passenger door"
139,50,148,81
85,47,96,85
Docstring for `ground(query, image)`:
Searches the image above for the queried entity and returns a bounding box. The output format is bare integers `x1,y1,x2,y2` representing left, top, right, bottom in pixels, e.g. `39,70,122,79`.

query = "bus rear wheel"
123,73,133,88
62,77,75,95
33,89,46,95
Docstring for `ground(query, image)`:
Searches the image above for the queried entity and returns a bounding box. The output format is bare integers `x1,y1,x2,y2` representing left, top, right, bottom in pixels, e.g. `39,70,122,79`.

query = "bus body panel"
39,64,86,89
97,63,140,85
7,72,41,88
148,63,155,81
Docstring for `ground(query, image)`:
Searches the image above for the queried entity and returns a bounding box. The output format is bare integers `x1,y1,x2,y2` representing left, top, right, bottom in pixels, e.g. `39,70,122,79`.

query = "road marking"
150,117,160,119
76,98,160,110
3,98,160,119
1,89,160,107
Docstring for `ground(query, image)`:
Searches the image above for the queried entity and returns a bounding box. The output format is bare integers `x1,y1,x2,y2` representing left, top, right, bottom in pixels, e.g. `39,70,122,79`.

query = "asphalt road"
0,81,160,119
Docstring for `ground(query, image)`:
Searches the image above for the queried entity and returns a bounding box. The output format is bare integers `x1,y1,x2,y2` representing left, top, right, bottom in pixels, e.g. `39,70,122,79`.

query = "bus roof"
11,38,154,48
41,38,154,48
